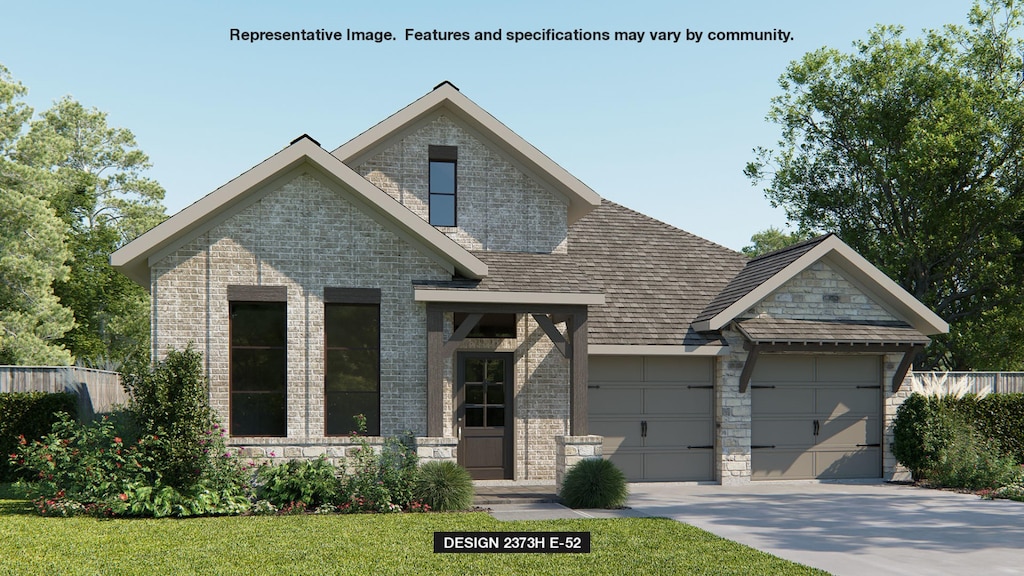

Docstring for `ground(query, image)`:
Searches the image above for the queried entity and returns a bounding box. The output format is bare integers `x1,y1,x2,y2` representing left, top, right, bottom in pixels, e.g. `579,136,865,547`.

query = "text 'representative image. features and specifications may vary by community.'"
228,27,793,44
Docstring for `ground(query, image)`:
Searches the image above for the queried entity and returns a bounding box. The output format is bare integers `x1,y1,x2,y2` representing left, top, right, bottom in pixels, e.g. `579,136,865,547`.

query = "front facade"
112,82,948,484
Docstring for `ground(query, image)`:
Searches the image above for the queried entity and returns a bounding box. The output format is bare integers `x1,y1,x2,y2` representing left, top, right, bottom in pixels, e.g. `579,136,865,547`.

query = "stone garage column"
717,330,752,484
555,435,604,491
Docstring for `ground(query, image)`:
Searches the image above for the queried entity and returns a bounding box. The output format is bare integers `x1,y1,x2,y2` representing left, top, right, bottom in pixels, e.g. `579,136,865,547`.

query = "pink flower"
114,437,122,444
119,493,128,501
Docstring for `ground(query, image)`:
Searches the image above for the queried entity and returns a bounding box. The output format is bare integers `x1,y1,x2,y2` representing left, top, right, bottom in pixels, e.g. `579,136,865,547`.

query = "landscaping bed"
0,484,825,576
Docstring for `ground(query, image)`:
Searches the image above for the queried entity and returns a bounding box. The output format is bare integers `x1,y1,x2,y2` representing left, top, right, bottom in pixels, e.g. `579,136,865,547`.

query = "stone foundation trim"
555,435,603,490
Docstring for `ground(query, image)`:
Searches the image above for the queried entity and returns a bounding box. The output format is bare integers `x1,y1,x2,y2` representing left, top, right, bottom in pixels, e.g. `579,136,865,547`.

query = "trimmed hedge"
0,392,77,481
893,392,1024,483
955,393,1024,463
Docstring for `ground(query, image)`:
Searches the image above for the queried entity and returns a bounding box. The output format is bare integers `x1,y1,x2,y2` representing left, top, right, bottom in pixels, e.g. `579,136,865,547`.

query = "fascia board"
704,242,830,331
589,344,729,356
821,242,949,335
113,137,488,287
703,235,949,336
332,84,601,223
414,289,605,306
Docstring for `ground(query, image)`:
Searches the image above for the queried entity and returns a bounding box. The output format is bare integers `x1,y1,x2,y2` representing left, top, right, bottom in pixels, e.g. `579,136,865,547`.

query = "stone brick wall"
749,261,900,323
716,329,753,484
555,435,603,490
151,172,451,446
355,113,568,254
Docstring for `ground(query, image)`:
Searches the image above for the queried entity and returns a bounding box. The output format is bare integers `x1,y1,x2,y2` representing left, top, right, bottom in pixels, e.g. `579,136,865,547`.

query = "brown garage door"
588,356,714,481
751,355,881,480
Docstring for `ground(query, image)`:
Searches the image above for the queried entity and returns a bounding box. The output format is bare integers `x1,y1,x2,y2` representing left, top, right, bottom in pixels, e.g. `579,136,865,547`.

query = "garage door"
588,356,714,481
751,355,881,480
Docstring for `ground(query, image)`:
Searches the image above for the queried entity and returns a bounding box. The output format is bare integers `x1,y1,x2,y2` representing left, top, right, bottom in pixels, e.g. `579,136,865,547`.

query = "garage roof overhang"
734,318,930,393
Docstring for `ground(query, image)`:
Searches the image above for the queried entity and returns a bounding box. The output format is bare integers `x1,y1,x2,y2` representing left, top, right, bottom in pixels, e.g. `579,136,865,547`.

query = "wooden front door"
457,352,513,480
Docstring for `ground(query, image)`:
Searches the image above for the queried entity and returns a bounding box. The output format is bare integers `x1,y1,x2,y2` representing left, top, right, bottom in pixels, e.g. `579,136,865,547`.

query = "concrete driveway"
627,480,1024,575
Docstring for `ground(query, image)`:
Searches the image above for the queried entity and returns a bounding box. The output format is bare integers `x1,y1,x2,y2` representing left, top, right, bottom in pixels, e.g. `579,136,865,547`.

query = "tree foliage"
0,64,165,367
0,66,74,364
746,0,1024,369
741,226,815,258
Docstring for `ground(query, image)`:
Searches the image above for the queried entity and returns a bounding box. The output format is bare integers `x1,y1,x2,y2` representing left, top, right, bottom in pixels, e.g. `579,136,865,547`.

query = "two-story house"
111,82,947,485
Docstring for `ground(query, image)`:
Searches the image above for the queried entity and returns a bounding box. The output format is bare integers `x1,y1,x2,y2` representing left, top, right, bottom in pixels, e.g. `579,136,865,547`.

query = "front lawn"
0,485,825,575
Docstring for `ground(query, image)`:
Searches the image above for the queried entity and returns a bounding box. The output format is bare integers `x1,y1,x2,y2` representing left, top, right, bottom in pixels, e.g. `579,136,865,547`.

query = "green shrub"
955,393,1024,464
413,461,474,511
893,393,963,481
336,415,419,513
560,458,629,509
928,417,1021,490
121,347,222,490
0,392,77,481
256,457,340,508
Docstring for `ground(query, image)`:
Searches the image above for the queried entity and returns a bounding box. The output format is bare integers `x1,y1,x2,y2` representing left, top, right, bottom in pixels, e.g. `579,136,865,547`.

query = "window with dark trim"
428,145,457,226
229,293,287,437
324,288,381,436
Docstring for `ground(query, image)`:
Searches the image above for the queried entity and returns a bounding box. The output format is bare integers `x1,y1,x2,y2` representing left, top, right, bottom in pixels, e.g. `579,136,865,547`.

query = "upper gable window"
429,145,457,226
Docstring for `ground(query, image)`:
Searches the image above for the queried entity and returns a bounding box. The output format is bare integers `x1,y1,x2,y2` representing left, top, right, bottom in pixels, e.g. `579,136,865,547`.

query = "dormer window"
429,145,457,226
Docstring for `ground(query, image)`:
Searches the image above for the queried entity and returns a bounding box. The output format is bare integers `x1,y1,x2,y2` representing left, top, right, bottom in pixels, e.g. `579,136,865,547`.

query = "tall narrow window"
229,287,287,437
324,288,381,436
429,145,457,226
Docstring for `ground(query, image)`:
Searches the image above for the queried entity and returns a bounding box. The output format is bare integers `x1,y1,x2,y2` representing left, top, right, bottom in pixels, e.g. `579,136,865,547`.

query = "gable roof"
332,82,602,225
692,234,949,335
111,135,488,286
569,200,749,347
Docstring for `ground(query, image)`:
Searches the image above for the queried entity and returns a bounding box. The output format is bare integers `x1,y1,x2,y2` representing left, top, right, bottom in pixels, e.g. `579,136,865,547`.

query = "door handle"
457,417,462,441
641,420,647,438
813,419,820,436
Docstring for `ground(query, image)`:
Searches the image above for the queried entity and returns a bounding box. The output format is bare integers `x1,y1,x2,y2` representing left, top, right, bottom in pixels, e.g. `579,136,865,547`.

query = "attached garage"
588,356,714,481
750,354,882,480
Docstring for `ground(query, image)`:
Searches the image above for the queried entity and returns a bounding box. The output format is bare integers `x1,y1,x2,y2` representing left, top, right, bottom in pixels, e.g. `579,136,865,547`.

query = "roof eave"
111,137,488,288
700,236,949,336
331,83,602,224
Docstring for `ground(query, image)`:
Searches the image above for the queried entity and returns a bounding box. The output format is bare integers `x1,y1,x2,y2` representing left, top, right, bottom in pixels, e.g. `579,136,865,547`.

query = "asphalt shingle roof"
415,251,600,294
568,200,749,346
694,234,832,324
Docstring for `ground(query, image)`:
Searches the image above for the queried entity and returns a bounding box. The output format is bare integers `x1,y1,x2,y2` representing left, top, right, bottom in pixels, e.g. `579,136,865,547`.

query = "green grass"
0,484,826,575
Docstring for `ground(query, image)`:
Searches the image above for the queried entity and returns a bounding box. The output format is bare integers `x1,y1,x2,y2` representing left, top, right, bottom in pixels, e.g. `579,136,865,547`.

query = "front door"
457,352,513,480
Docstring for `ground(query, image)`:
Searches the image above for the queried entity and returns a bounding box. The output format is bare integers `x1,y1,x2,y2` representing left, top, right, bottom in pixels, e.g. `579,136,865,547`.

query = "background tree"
742,226,815,258
0,66,74,364
745,0,1024,370
17,97,166,369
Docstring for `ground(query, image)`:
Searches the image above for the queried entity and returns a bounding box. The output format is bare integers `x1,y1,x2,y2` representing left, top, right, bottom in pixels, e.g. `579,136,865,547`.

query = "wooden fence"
0,366,127,419
909,372,1024,395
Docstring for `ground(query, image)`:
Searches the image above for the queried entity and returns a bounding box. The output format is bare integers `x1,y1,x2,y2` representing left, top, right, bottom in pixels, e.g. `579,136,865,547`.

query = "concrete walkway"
627,480,1024,576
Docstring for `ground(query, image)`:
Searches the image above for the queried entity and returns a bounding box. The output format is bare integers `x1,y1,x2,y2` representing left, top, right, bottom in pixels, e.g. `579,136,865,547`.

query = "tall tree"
745,0,1024,370
17,97,166,368
0,66,74,364
742,227,814,258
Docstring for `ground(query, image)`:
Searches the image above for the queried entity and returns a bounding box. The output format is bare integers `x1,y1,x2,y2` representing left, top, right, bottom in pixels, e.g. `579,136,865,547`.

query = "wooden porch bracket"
892,345,924,392
441,313,482,356
532,313,568,358
738,343,761,393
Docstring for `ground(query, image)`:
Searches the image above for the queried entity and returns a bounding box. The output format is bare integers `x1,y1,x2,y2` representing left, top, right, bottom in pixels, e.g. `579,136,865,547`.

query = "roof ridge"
748,232,833,262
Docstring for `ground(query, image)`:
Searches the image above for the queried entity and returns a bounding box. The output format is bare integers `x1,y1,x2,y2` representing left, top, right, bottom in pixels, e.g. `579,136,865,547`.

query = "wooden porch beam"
569,310,589,435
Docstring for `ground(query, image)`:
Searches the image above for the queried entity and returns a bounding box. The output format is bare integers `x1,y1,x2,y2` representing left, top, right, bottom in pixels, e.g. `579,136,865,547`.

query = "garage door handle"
687,445,714,450
641,420,647,438
813,419,820,436
751,445,775,449
856,443,881,447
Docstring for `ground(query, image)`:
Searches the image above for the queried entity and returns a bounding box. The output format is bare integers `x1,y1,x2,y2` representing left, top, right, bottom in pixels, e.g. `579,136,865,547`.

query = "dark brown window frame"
324,288,382,436
428,145,457,227
228,285,288,438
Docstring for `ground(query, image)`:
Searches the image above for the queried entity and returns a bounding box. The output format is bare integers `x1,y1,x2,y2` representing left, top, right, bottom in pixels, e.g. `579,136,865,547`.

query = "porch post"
426,305,444,437
569,308,588,435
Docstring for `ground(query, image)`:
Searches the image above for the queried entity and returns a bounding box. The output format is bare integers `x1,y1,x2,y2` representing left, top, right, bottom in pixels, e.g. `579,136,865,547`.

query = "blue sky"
1,1,979,250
